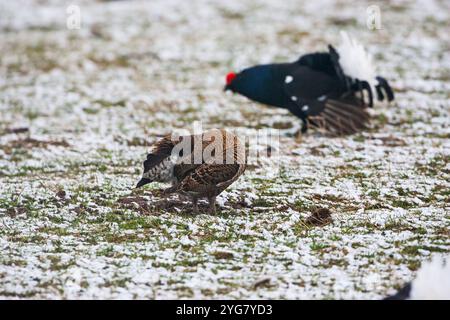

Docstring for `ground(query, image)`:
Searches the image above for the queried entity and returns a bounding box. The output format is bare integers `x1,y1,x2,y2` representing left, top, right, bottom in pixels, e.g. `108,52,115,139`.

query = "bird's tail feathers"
335,32,396,106
336,31,376,88
327,44,351,90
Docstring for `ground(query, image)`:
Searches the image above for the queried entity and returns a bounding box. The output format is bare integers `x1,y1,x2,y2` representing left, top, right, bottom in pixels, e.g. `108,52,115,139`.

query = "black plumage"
225,40,394,136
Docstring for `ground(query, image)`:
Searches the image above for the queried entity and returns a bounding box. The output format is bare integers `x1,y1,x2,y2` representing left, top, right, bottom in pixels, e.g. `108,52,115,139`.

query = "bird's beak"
135,178,151,189
224,84,231,92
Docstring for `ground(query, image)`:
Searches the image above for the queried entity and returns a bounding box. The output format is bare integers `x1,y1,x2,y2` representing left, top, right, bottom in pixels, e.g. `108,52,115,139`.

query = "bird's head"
135,177,152,189
223,66,269,93
223,65,276,105
224,71,237,92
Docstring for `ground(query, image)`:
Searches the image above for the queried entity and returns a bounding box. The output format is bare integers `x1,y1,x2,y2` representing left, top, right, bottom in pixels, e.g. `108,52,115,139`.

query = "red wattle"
226,72,236,85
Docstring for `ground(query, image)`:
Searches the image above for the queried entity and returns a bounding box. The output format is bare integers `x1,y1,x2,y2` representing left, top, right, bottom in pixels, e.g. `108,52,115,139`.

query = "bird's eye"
226,72,237,85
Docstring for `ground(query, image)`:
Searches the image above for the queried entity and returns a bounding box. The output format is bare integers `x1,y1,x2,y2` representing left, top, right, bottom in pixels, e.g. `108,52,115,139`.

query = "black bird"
224,32,394,136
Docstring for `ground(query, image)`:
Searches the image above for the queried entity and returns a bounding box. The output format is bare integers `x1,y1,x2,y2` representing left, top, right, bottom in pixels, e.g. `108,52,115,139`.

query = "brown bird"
135,129,246,214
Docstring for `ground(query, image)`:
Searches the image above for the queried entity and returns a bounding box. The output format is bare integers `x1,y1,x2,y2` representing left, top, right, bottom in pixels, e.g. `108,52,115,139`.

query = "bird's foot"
207,197,217,215
191,198,199,215
294,129,303,143
208,206,216,215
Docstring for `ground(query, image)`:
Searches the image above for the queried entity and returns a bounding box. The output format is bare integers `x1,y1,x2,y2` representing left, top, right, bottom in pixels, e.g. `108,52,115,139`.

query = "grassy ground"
0,0,449,299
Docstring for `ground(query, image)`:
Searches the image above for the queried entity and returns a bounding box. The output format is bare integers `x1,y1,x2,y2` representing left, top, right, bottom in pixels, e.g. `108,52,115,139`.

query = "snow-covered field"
0,0,449,299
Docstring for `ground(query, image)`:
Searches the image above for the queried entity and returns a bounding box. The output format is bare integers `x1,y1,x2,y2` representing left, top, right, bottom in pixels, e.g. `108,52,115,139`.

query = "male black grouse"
224,32,394,136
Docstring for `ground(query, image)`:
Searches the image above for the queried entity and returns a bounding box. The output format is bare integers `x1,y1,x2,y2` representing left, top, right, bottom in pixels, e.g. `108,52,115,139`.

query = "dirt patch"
310,146,325,156
73,205,87,215
213,251,234,260
50,189,70,208
56,190,66,199
251,277,273,290
0,137,69,154
305,208,333,227
312,194,346,202
6,207,27,217
1,127,29,136
117,196,154,214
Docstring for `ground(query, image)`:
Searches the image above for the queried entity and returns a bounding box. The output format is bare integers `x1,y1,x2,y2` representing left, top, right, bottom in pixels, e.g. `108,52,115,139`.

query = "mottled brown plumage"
136,129,246,214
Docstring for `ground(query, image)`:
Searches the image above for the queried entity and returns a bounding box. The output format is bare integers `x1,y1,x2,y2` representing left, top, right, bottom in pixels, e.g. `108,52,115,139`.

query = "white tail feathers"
337,31,376,88
410,255,450,300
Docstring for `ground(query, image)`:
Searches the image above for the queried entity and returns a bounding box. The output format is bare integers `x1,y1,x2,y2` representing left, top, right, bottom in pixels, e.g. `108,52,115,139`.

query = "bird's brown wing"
176,163,242,194
306,97,370,136
173,162,200,181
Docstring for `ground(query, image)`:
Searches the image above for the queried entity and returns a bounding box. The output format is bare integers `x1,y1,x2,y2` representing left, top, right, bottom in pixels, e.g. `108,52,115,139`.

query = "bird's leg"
192,197,198,214
208,196,216,215
294,119,307,143
360,80,374,107
294,130,303,143
354,79,364,103
300,117,308,134
350,79,363,105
